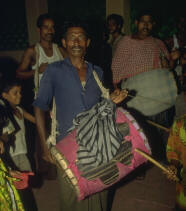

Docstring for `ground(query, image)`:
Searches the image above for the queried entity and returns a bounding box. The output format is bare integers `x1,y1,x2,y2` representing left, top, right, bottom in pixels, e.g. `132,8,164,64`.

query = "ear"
62,38,66,48
87,39,91,47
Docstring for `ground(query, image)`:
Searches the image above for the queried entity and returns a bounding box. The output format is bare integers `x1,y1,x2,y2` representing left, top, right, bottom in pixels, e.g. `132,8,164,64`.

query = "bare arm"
34,106,49,158
23,109,35,124
16,47,35,79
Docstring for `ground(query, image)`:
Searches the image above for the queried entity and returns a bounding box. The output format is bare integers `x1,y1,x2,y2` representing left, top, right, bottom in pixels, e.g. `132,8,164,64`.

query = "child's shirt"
9,107,27,157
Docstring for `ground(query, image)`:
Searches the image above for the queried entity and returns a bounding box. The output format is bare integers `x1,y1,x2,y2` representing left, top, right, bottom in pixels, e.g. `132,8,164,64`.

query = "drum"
121,69,177,116
50,107,151,200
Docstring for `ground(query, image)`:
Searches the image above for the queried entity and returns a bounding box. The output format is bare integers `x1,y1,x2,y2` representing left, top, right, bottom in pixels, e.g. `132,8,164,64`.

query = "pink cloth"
111,36,169,83
13,172,34,189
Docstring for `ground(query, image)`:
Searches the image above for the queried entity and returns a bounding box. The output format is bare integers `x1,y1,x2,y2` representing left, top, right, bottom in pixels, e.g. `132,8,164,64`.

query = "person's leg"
57,167,108,211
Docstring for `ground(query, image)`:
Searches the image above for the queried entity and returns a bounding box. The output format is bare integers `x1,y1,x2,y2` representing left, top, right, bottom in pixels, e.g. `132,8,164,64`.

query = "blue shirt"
33,58,103,141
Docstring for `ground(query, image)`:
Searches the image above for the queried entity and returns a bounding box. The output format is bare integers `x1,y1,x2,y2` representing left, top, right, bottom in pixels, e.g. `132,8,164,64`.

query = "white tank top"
32,43,63,83
9,107,27,157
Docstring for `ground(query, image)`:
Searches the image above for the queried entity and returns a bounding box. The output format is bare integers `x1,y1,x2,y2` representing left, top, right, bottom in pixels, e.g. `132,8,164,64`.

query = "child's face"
2,86,21,106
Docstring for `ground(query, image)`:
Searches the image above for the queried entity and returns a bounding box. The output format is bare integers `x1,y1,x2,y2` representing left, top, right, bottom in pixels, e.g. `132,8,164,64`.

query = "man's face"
136,15,154,38
39,19,55,42
107,19,120,34
62,27,90,58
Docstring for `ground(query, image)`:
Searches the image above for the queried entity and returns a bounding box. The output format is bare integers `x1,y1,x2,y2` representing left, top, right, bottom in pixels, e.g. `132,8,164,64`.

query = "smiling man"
33,21,108,211
33,19,127,211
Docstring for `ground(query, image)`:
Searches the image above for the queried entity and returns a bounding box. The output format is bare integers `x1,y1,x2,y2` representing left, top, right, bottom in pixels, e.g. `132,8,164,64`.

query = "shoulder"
45,58,69,74
93,64,103,74
116,35,133,47
121,35,132,42
26,45,35,54
87,62,103,79
16,106,23,113
153,37,166,46
52,44,67,58
22,45,36,59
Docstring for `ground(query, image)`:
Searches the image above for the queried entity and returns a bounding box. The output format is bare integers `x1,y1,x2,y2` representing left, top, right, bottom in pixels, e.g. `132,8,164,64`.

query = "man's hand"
165,165,178,182
39,62,48,73
9,170,21,178
110,89,128,104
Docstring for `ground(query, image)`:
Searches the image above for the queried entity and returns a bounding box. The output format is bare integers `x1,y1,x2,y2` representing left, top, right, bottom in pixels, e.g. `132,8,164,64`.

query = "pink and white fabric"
111,36,169,83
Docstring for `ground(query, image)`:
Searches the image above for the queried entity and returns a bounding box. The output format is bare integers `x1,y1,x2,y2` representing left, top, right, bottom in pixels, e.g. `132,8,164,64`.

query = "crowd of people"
0,9,186,211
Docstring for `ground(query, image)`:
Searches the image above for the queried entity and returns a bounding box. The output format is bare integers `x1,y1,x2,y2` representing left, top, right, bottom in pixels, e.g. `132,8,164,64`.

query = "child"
0,104,25,211
166,111,186,210
0,79,35,172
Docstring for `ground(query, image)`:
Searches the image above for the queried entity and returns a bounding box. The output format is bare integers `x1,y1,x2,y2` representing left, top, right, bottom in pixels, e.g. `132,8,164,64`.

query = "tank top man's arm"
16,46,36,79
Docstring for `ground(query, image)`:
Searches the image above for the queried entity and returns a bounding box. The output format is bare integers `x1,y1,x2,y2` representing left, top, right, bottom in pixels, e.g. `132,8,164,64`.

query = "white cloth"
9,107,27,156
32,43,63,84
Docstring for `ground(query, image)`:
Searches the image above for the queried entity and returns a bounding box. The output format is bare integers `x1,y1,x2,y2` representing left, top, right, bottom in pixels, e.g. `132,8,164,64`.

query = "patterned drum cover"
50,108,151,200
121,69,177,116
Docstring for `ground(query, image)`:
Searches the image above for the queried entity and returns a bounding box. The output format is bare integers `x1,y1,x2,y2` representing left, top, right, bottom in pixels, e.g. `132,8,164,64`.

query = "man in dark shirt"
33,21,126,211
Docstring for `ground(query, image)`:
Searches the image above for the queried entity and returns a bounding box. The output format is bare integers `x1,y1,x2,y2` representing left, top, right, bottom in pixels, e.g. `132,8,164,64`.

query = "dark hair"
0,79,21,138
107,14,124,29
0,79,21,95
61,20,90,39
135,9,156,22
37,13,54,28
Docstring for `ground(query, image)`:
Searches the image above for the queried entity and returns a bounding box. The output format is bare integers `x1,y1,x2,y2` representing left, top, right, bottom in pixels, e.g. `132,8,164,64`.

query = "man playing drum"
33,21,127,211
111,10,179,161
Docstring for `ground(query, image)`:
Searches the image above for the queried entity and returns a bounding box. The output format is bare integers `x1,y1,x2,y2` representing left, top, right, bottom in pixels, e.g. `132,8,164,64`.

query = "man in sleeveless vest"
16,14,66,179
16,13,66,87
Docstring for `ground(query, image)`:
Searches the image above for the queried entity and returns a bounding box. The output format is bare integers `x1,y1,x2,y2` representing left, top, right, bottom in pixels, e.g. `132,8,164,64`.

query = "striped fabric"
73,99,124,170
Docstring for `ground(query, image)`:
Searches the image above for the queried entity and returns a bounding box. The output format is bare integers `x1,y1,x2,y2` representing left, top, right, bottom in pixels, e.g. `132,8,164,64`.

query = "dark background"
0,0,185,51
